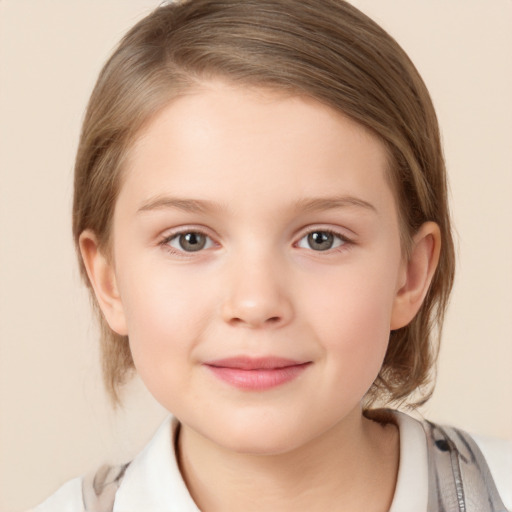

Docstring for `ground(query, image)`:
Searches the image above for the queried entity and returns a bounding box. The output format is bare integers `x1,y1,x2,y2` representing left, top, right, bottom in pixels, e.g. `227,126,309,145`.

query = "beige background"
1,1,511,511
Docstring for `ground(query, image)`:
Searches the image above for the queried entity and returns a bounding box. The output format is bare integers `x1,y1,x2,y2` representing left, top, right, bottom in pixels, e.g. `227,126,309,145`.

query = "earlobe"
79,230,128,336
390,222,441,330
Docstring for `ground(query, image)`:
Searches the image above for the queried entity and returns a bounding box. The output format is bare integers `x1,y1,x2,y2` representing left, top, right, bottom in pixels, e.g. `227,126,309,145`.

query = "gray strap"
424,421,507,512
82,462,129,512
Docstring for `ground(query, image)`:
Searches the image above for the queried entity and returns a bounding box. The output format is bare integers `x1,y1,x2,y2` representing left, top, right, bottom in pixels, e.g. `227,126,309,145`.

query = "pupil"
180,232,206,252
308,231,333,251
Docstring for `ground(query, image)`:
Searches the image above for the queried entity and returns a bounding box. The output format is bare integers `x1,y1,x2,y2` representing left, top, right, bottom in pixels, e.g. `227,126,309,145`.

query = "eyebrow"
138,196,221,214
293,196,377,214
137,195,377,215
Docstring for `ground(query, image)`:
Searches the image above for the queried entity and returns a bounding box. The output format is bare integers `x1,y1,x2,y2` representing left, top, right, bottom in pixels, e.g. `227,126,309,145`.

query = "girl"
31,1,510,511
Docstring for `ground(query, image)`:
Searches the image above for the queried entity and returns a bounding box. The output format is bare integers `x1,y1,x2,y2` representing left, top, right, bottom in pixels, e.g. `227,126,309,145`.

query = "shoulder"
417,414,511,512
30,476,84,512
384,410,511,512
472,433,512,512
29,416,197,512
29,463,130,512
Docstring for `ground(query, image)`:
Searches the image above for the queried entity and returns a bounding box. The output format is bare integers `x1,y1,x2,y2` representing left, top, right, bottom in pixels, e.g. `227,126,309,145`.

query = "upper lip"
204,356,308,370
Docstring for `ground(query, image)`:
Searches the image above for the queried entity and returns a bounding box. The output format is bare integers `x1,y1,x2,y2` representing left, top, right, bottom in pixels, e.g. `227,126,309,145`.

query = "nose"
221,254,294,329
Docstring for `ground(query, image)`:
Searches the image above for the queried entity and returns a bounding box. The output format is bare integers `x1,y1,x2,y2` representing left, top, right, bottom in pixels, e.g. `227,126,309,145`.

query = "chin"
205,414,316,457
222,431,304,456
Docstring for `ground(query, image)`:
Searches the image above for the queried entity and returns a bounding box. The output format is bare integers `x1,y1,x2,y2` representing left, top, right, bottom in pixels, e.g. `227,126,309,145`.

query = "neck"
177,408,399,512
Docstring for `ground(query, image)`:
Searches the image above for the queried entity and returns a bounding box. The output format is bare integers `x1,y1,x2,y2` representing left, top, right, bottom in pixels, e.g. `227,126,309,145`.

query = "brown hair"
73,0,455,406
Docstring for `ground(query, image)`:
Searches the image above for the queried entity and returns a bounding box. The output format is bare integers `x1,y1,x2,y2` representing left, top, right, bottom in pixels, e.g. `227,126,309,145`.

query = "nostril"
221,294,293,328
228,315,282,327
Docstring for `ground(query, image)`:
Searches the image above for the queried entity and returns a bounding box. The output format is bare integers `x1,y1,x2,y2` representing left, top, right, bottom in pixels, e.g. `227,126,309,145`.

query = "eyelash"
295,229,351,253
159,227,353,256
159,228,215,257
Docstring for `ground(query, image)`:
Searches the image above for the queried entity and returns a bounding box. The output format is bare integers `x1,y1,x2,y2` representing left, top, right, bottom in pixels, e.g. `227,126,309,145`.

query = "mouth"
203,356,311,390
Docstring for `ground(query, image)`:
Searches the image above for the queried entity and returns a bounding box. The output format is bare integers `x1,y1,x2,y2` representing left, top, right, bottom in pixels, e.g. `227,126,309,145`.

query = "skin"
81,81,440,511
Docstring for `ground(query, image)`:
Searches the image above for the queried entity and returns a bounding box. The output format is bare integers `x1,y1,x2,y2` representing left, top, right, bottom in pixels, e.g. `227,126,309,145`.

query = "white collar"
114,411,429,512
114,416,199,512
388,410,429,512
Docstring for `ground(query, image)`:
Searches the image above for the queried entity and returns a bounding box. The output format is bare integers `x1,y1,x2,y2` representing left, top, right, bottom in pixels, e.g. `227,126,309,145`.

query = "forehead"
118,82,395,219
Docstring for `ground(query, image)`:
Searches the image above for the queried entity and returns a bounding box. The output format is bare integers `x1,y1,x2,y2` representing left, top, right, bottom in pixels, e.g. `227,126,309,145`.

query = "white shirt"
32,412,512,512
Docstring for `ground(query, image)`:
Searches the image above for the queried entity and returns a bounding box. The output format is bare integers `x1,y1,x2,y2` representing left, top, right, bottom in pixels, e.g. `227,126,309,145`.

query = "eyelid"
159,226,219,255
294,226,354,251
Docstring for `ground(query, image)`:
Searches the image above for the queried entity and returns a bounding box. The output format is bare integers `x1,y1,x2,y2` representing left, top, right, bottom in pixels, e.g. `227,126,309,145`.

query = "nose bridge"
221,242,293,328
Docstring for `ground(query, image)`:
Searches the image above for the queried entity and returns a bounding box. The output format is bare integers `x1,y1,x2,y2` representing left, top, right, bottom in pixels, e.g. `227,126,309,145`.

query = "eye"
297,230,347,251
165,231,215,253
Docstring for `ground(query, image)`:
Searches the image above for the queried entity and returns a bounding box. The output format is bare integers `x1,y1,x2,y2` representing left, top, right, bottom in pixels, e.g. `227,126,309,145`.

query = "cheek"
115,262,213,389
301,262,398,393
303,258,398,336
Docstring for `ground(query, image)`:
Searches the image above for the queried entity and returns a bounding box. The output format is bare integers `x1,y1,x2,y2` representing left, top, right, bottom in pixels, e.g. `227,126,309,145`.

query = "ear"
79,230,128,336
390,222,441,330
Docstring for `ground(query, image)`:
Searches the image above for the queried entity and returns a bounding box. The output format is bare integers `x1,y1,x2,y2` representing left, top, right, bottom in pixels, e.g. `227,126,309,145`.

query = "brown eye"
297,230,346,251
180,232,206,251
308,231,334,251
168,232,212,252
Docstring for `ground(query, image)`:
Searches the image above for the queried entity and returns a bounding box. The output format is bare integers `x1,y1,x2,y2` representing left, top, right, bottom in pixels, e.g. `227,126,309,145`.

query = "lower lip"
205,363,310,390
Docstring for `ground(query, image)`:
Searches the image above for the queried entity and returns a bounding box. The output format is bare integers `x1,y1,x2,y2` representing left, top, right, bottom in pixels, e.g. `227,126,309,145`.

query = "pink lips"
204,357,311,390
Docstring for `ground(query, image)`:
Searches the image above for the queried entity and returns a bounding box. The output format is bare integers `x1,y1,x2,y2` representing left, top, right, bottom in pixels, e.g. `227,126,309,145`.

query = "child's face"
97,82,411,454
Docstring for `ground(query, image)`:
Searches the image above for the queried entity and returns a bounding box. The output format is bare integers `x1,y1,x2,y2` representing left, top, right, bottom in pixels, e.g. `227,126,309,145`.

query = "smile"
203,357,311,390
